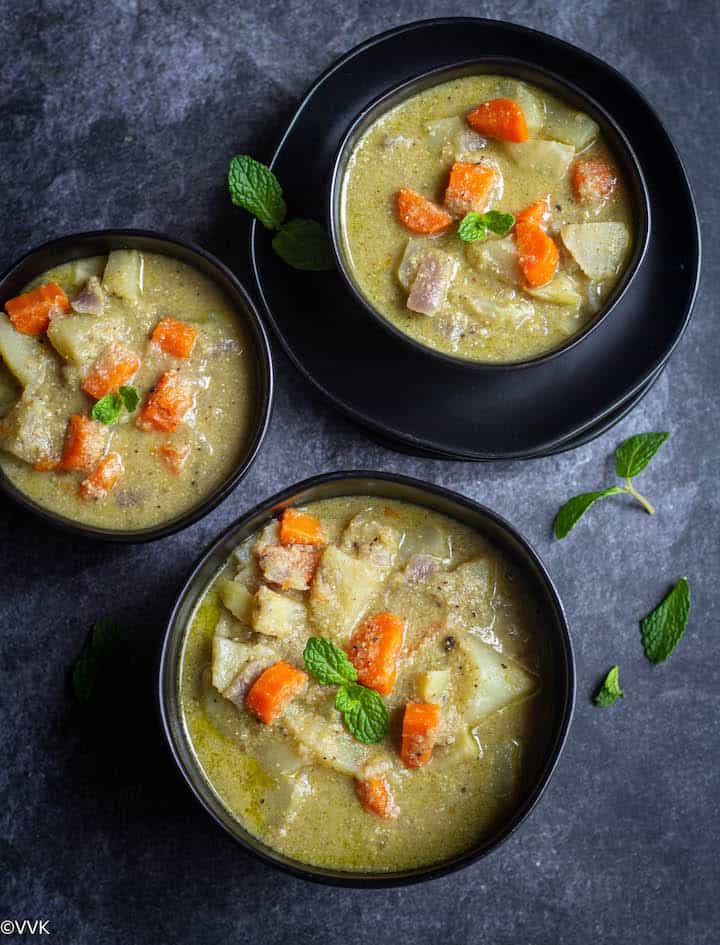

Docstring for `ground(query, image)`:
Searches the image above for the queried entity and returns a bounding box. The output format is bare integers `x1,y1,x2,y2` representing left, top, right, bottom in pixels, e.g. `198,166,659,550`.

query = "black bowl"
329,58,650,370
0,229,274,542
158,471,575,887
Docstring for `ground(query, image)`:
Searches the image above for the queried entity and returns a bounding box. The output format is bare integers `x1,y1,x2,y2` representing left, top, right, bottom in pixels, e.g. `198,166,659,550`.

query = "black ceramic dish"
251,18,701,461
158,471,575,887
329,58,650,370
0,229,274,542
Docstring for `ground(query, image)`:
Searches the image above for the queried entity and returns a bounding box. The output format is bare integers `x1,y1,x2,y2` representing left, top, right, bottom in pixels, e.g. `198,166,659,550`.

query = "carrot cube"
79,451,124,500
396,188,453,235
571,158,617,206
401,701,440,769
515,195,551,228
5,282,70,336
81,343,141,400
158,441,191,475
515,221,559,288
444,161,498,218
136,371,195,433
355,776,399,819
151,317,198,359
347,612,404,696
278,508,326,547
467,98,529,143
245,661,308,724
58,415,107,472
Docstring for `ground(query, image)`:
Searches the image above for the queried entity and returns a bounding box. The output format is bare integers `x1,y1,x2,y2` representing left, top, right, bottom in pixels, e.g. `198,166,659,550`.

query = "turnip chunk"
406,252,458,316
561,222,631,280
498,79,546,135
71,277,104,316
505,139,575,180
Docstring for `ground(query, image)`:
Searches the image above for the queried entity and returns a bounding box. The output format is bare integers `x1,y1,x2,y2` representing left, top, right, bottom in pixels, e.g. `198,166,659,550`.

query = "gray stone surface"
0,2,717,943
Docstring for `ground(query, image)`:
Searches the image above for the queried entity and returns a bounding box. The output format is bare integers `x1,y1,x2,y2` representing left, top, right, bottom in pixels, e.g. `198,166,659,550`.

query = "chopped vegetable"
515,221,559,288
515,196,551,228
443,161,497,217
284,705,368,776
151,317,198,359
543,106,599,150
279,508,326,547
78,451,124,500
417,668,450,703
219,578,254,622
406,251,458,316
309,545,383,642
158,441,191,474
396,188,453,235
102,250,143,301
245,661,308,725
81,343,141,400
46,313,126,369
71,276,104,316
355,776,399,819
456,635,537,720
251,585,307,639
561,222,630,280
571,157,617,206
504,140,575,180
401,702,440,768
0,314,52,388
526,273,582,306
58,414,107,472
5,282,70,336
497,80,545,135
136,370,195,433
466,98,529,143
0,394,56,467
347,612,404,696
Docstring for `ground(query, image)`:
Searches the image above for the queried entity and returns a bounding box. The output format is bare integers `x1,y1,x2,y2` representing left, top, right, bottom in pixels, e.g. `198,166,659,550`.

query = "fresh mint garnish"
119,385,140,413
458,209,515,242
272,219,335,271
640,578,691,664
554,431,670,538
594,665,624,707
91,386,140,425
71,617,121,705
303,636,357,686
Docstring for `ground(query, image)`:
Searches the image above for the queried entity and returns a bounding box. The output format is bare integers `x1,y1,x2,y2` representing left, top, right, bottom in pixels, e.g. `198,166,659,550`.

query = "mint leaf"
458,210,515,242
554,487,622,539
91,393,123,425
272,219,335,271
335,682,389,744
594,665,624,707
119,385,139,413
482,210,515,236
304,636,357,686
615,432,670,478
72,617,121,705
228,155,286,230
641,578,691,664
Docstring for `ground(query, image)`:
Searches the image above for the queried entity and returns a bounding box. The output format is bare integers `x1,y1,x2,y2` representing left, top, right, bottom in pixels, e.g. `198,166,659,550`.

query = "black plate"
251,18,700,461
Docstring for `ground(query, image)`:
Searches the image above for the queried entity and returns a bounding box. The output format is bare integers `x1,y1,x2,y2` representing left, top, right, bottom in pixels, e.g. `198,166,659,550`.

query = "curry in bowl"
0,249,259,532
178,494,557,873
337,73,636,363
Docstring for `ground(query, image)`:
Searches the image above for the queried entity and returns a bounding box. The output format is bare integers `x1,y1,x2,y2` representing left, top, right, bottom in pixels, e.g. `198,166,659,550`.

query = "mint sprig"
554,432,670,539
640,578,691,665
71,617,121,705
458,210,515,242
594,665,624,707
228,155,334,271
303,636,389,744
91,386,140,425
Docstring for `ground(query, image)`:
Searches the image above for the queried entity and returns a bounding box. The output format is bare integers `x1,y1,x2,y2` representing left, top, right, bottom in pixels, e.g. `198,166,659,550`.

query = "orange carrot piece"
396,188,453,235
515,221,559,288
401,702,440,769
245,661,308,724
78,451,124,500
158,441,191,475
151,317,198,359
58,415,107,472
571,157,617,206
443,161,497,218
347,612,404,696
5,282,70,336
467,98,529,143
136,371,195,433
355,776,399,819
81,343,141,400
32,456,59,472
278,508,326,547
515,195,551,228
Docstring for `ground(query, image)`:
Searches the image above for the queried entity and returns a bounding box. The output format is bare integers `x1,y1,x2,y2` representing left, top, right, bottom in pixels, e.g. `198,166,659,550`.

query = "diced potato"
102,250,144,301
526,272,582,306
259,771,311,830
425,116,463,148
465,291,535,330
211,638,274,693
400,522,452,564
398,239,430,291
219,579,254,623
339,511,401,573
254,737,307,777
505,139,575,179
457,635,537,722
498,79,545,135
309,545,383,643
0,363,19,418
47,313,128,369
213,612,246,639
437,725,483,766
0,314,52,388
0,393,57,466
284,706,368,776
417,669,450,703
251,585,307,640
429,557,498,635
453,128,487,163
466,235,520,285
543,105,599,150
561,222,631,280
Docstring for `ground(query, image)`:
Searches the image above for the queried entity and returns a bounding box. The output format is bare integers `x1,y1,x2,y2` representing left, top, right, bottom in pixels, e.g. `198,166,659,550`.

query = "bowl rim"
157,469,576,887
327,55,651,372
0,228,274,543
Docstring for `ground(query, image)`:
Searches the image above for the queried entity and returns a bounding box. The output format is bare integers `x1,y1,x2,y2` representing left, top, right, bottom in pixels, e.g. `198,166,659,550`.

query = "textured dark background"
0,2,717,943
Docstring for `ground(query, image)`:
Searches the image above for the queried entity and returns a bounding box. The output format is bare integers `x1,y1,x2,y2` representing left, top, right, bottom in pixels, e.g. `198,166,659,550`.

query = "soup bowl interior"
329,57,650,371
0,229,273,542
158,471,575,886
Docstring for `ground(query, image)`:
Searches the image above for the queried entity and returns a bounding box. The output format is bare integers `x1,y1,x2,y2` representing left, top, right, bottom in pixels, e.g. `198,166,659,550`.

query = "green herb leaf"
71,617,121,705
458,210,515,242
272,219,335,271
303,636,357,686
554,487,622,539
594,665,624,707
640,578,691,664
228,154,287,230
91,393,123,425
482,210,516,236
335,682,389,744
119,385,140,413
615,432,670,479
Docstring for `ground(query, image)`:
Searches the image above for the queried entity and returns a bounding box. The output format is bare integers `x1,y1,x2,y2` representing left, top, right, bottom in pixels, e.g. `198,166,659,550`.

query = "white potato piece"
211,637,274,693
47,313,128,369
309,545,383,642
561,222,630,280
0,314,52,388
72,255,107,289
0,393,57,466
284,706,368,777
398,238,430,291
467,234,520,285
526,273,582,306
505,139,575,179
212,612,246,639
543,105,599,150
260,772,311,831
251,585,307,640
418,669,450,703
465,291,536,330
429,557,498,634
339,511,401,573
425,116,463,148
219,579,254,623
254,737,308,778
102,249,144,301
457,634,538,722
